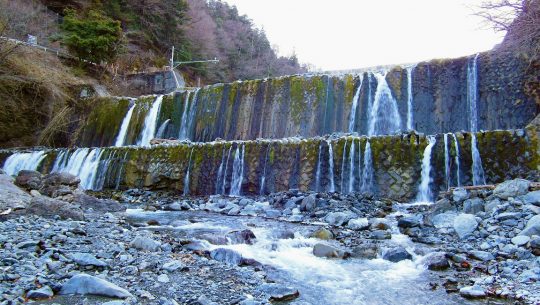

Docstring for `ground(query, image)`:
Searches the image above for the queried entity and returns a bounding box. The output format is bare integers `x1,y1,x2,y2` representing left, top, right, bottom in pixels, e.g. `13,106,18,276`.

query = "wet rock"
459,286,486,298
15,170,42,190
71,253,107,267
258,283,299,302
420,252,449,270
324,211,356,226
310,228,334,240
27,286,54,299
493,179,530,199
0,173,32,210
519,215,540,237
369,230,391,240
453,214,478,239
463,198,484,214
26,196,84,220
60,274,132,298
210,248,243,265
200,234,228,245
452,188,469,202
312,243,349,259
383,246,412,262
351,244,379,259
521,190,540,206
226,229,256,245
347,218,369,230
130,236,161,251
398,215,423,228
275,230,295,239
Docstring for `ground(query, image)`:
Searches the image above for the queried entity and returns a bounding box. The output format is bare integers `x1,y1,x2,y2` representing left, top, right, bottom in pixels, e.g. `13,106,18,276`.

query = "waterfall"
230,144,245,196
156,119,171,139
327,140,335,192
178,91,192,140
220,146,233,194
416,136,437,203
114,103,136,147
357,140,362,192
348,75,363,133
51,148,105,190
467,54,480,132
368,72,402,136
2,151,48,176
443,134,450,190
406,66,415,131
315,142,323,192
348,140,355,193
183,147,195,195
138,95,164,146
471,134,486,186
51,150,68,173
260,144,270,195
93,151,114,191
186,89,200,140
215,147,226,194
452,134,462,187
340,140,348,193
322,76,331,134
361,140,374,193
115,151,129,190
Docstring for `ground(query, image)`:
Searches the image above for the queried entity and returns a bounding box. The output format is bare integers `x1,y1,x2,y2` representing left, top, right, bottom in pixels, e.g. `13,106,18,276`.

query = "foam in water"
2,151,48,176
348,75,363,133
416,136,436,203
406,66,415,131
327,140,336,192
368,72,402,136
230,144,245,196
183,147,195,195
467,54,480,132
138,95,164,146
114,102,136,147
361,140,374,193
471,134,486,186
178,91,192,140
348,140,356,193
452,134,462,187
340,140,348,192
443,134,450,190
260,144,270,195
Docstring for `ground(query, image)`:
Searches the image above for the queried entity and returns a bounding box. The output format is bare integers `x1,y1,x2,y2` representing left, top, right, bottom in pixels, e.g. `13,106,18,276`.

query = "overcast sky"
223,0,505,71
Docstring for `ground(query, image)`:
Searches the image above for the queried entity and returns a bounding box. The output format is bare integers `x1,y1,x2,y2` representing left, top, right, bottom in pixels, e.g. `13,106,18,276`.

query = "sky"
223,0,506,71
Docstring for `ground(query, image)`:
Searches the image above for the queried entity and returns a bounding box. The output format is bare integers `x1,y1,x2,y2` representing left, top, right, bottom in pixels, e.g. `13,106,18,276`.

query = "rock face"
0,173,32,211
60,274,133,298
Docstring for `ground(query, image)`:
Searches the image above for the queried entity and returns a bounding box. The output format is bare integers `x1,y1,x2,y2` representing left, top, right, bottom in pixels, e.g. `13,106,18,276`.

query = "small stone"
157,274,170,283
347,218,369,230
71,253,107,267
382,247,412,262
210,248,243,265
420,252,449,270
469,251,495,262
312,243,349,259
511,235,530,246
130,236,161,252
459,286,486,298
369,230,391,240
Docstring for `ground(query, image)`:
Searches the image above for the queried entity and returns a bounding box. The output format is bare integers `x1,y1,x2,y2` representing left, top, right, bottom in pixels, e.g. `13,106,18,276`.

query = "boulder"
324,211,356,226
209,248,243,265
60,274,132,298
42,172,80,187
0,173,32,211
430,212,458,229
463,198,484,214
130,236,161,252
27,286,54,299
518,215,540,237
511,235,530,246
369,230,392,240
383,247,412,262
73,192,125,212
26,196,84,220
300,194,317,211
15,170,42,190
312,243,349,259
420,252,449,270
225,229,256,245
397,215,423,228
310,228,334,240
521,190,540,206
453,214,478,239
452,188,469,202
351,244,379,259
493,179,530,199
347,218,369,230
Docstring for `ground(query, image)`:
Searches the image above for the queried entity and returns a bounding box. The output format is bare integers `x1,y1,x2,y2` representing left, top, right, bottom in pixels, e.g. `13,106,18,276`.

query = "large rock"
521,190,540,206
73,192,125,212
351,244,379,259
312,243,349,259
324,211,356,226
310,228,334,240
0,173,32,211
493,179,530,199
382,247,412,262
347,218,369,230
130,236,161,251
430,212,458,229
519,215,540,237
463,198,484,214
209,248,243,266
452,188,469,202
27,286,54,299
26,196,84,220
300,194,317,211
60,274,132,298
397,215,423,228
419,252,449,270
15,170,42,190
225,229,256,245
42,172,80,187
453,214,478,239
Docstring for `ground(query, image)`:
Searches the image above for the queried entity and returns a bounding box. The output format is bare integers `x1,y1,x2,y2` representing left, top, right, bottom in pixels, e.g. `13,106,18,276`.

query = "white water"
340,140,348,192
452,134,462,187
348,140,355,193
215,147,227,194
220,146,233,194
156,119,171,139
178,91,192,140
229,144,245,196
327,140,336,192
357,140,362,192
416,136,436,203
368,72,402,136
50,148,105,190
2,151,48,176
260,144,270,195
471,134,486,186
443,134,450,190
361,140,374,193
186,89,200,140
183,148,195,195
315,142,323,192
467,54,480,132
138,95,164,146
406,66,415,131
114,102,136,147
348,76,363,133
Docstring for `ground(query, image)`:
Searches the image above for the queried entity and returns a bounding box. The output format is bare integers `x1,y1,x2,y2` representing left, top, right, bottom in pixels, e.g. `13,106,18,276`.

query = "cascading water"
327,140,336,192
315,142,323,192
260,144,270,195
368,72,402,136
138,95,164,146
348,140,355,193
2,151,48,176
467,54,480,133
406,66,415,131
452,134,462,187
185,89,200,140
340,140,348,192
230,144,245,196
416,136,436,203
348,75,363,133
52,148,104,190
183,147,195,195
361,140,374,193
114,102,136,147
220,146,233,195
357,141,362,192
156,119,171,139
215,147,227,194
178,91,192,140
471,134,486,186
443,134,450,190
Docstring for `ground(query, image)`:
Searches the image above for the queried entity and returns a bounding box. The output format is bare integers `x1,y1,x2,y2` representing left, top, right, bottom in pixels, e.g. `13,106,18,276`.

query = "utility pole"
169,46,219,89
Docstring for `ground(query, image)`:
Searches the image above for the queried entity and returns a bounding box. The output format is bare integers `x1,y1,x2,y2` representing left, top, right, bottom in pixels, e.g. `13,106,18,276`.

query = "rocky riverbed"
0,170,539,305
